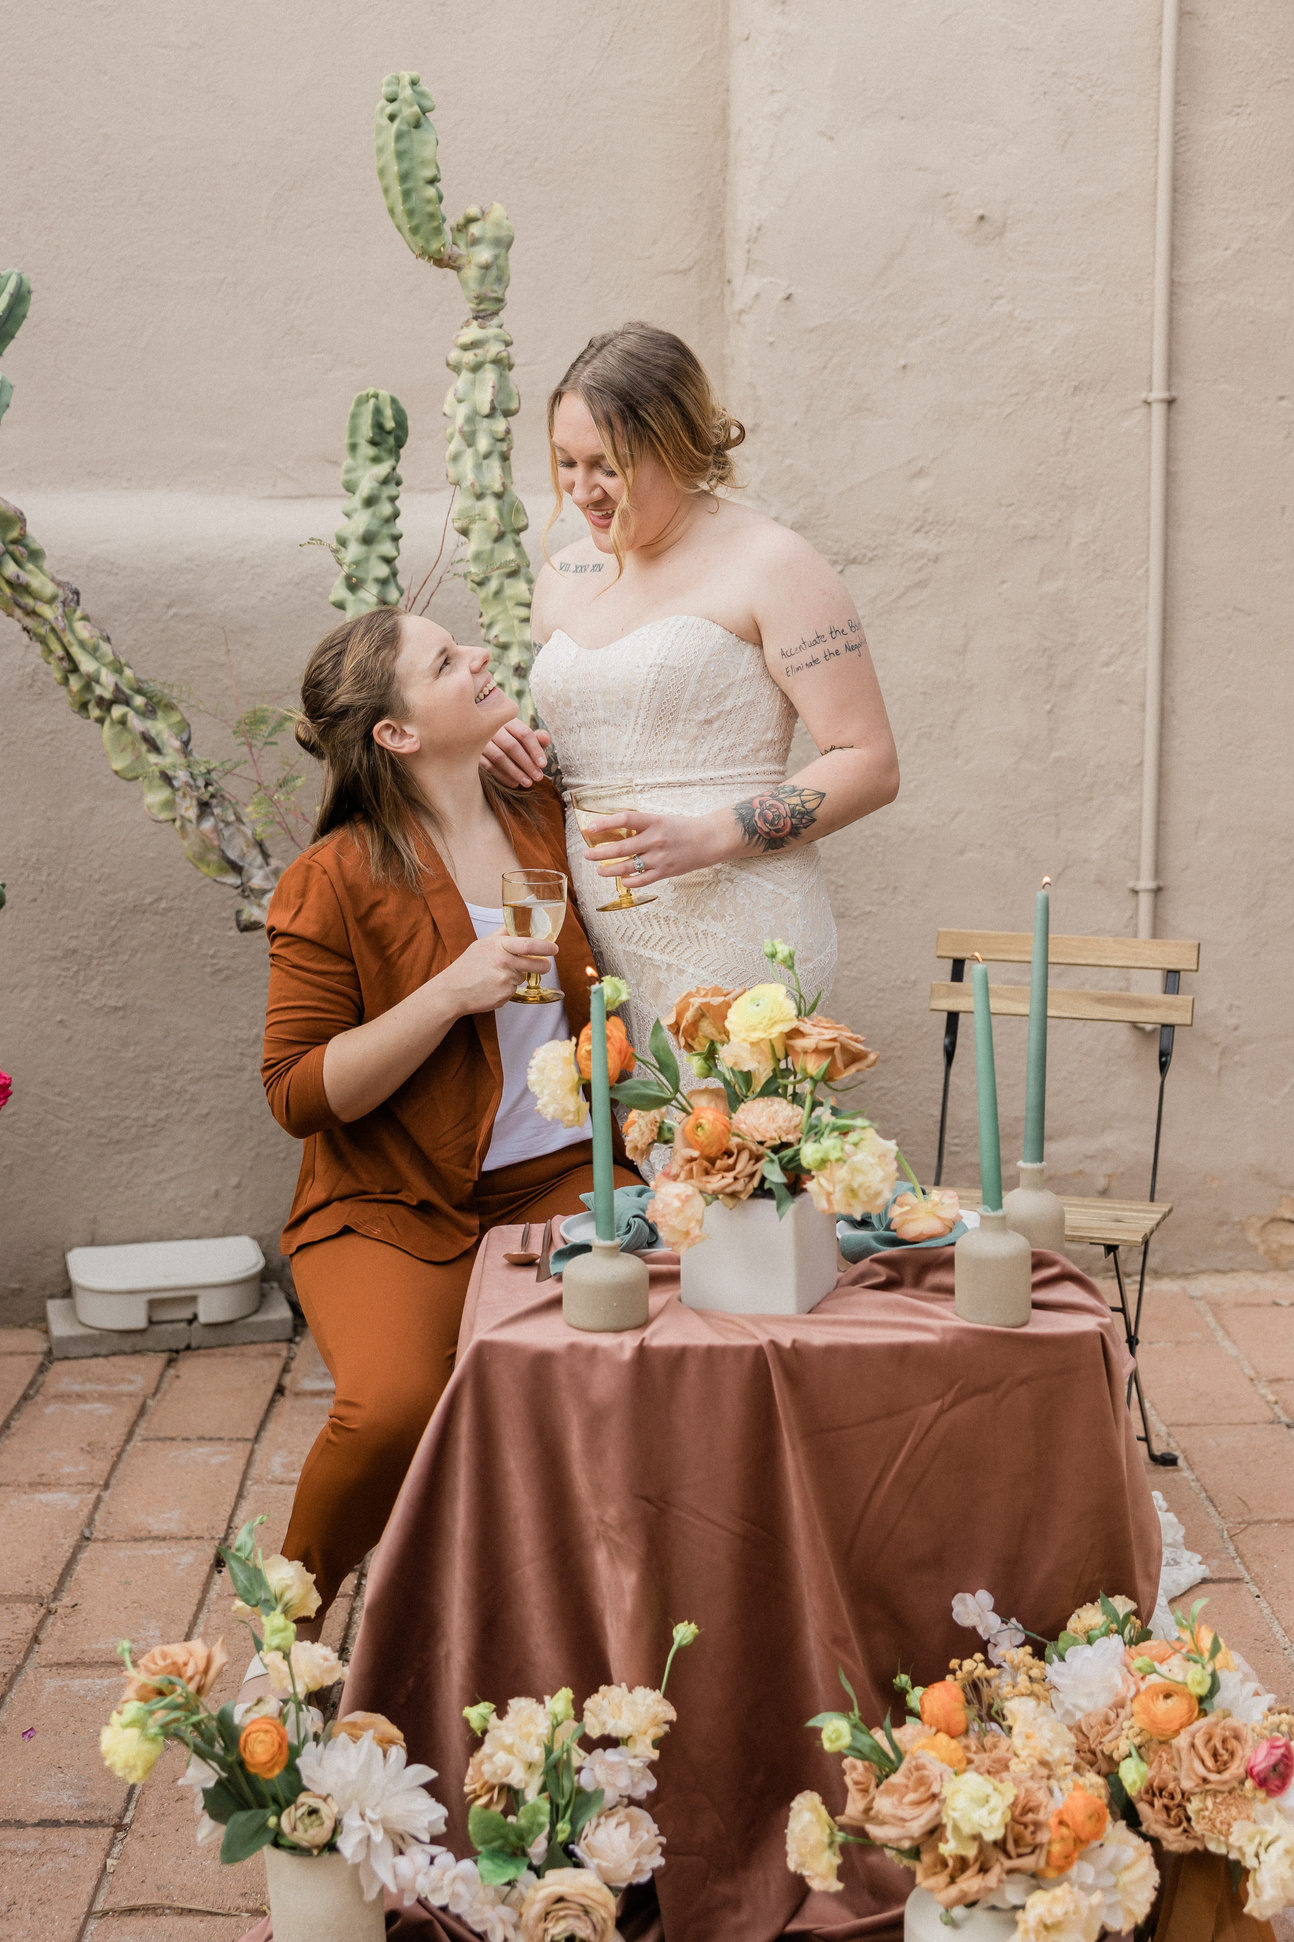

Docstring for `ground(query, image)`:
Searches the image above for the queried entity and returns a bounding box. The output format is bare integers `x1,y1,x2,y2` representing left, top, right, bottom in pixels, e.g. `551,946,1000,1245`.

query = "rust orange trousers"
283,1140,639,1616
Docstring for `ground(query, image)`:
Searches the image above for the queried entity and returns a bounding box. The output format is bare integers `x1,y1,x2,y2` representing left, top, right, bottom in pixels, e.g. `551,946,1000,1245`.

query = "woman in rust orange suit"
261,603,638,1629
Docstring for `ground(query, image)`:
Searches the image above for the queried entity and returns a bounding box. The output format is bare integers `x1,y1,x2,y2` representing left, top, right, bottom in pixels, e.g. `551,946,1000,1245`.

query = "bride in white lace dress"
483,323,899,1080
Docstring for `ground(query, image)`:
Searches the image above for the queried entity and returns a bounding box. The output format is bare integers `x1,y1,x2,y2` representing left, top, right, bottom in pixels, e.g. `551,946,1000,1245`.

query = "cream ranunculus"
518,1866,618,1942
278,1789,338,1851
724,983,798,1047
1232,1804,1294,1920
582,1684,676,1758
785,1790,843,1894
263,1641,345,1696
573,1804,666,1889
647,1176,708,1252
527,1039,589,1129
1016,1882,1104,1942
940,1771,1016,1858
805,1128,899,1219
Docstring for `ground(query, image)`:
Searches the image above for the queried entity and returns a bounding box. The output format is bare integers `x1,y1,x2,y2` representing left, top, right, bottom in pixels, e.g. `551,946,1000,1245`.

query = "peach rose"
518,1866,618,1942
915,1836,1008,1910
671,1136,765,1206
664,985,742,1054
863,1750,950,1848
920,1680,969,1740
122,1636,229,1704
1176,1715,1252,1790
1134,1748,1206,1853
623,1109,664,1165
577,1016,635,1084
838,1757,879,1829
647,1175,707,1251
1000,1778,1055,1874
1128,1638,1177,1670
914,1733,968,1773
239,1714,290,1779
678,1104,731,1159
332,1711,405,1751
783,1015,878,1084
1132,1680,1198,1740
889,1189,961,1242
732,1097,805,1145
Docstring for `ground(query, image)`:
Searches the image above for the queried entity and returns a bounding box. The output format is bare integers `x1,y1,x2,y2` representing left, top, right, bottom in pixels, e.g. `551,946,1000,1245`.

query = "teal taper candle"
972,959,1004,1212
1022,884,1050,1165
589,983,615,1242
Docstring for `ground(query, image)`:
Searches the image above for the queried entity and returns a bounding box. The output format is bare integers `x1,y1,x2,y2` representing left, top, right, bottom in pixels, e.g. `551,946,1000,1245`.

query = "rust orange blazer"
262,785,598,1262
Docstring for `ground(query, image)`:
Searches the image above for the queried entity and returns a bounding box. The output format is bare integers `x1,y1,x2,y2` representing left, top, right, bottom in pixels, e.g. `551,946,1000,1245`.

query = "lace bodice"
530,616,837,1129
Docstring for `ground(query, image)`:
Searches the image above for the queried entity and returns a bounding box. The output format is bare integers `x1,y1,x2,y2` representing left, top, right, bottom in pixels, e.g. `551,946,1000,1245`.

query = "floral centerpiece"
528,943,957,1256
787,1589,1294,1936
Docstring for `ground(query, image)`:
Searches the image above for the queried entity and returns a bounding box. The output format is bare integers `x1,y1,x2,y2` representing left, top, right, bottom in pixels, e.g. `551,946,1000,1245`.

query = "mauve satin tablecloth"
257,1236,1162,1942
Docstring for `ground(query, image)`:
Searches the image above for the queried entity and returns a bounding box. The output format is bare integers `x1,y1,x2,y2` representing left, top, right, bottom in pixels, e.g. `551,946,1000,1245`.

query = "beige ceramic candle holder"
1003,1160,1067,1255
954,1210,1032,1328
562,1237,650,1333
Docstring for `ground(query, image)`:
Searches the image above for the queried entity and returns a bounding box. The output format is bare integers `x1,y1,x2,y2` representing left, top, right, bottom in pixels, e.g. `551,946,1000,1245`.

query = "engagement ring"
632,856,646,874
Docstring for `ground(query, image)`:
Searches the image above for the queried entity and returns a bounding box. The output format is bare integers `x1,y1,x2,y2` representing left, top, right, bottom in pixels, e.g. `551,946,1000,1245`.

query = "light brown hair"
545,322,745,576
296,606,537,889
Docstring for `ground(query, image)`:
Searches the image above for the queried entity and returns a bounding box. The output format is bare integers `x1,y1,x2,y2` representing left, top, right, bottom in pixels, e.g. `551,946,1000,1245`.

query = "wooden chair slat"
930,982,1194,1027
947,1192,1174,1250
935,929,1200,973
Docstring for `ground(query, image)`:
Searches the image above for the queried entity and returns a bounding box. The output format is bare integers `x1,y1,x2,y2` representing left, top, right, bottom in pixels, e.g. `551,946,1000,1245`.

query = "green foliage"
220,1807,278,1864
375,73,454,266
330,389,409,615
0,271,31,428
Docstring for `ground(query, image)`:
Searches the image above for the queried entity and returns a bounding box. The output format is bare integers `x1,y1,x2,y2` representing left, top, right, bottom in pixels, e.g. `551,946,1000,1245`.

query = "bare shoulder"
717,500,837,584
531,534,609,639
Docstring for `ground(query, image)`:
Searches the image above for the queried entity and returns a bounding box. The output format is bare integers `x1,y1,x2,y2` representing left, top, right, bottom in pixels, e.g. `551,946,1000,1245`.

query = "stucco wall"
2,1,1290,1319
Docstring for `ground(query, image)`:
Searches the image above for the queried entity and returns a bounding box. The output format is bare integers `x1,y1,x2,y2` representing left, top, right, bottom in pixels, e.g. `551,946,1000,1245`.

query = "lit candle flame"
974,952,984,963
1042,875,1052,888
585,965,596,978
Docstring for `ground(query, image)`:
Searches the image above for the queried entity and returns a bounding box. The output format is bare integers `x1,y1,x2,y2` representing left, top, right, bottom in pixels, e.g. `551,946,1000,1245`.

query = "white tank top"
464,903,590,1172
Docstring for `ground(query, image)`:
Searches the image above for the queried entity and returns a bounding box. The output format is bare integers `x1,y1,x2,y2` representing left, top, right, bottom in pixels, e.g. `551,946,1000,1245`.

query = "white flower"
417,1852,530,1940
1068,1823,1159,1931
527,1040,588,1128
578,1745,658,1809
176,1752,223,1847
477,1696,550,1800
1045,1633,1129,1725
582,1683,676,1758
1231,1804,1294,1921
1004,1697,1078,1777
1214,1658,1277,1724
953,1589,1006,1640
297,1733,448,1900
940,1771,1015,1858
1016,1881,1104,1942
573,1803,667,1889
263,1640,345,1696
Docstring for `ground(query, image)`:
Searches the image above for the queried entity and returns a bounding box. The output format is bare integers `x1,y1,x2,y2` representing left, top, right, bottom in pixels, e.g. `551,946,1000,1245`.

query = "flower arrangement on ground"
537,939,957,1252
787,1589,1294,1932
99,1515,445,1891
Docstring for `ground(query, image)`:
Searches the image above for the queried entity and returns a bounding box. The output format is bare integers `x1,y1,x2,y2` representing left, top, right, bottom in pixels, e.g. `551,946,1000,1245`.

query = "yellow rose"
527,1039,589,1129
724,983,797,1046
941,1771,1016,1857
100,1711,163,1783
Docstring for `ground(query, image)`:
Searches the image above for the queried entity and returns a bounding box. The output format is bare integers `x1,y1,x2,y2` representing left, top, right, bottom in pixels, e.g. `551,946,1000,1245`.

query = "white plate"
555,1211,668,1255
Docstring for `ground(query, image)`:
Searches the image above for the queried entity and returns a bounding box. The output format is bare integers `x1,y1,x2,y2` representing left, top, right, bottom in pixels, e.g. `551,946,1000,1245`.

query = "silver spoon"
504,1221,541,1266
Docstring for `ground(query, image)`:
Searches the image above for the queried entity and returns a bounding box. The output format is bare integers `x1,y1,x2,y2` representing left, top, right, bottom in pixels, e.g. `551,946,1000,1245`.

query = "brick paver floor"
1,1273,1292,1940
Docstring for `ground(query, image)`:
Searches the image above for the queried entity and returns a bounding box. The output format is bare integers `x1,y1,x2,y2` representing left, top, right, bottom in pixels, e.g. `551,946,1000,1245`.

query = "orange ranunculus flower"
919,1680,968,1740
576,1017,636,1084
1132,1680,1199,1740
1176,1620,1235,1672
913,1732,968,1773
1058,1787,1108,1845
239,1714,290,1779
1040,1813,1085,1878
679,1105,731,1159
122,1636,229,1704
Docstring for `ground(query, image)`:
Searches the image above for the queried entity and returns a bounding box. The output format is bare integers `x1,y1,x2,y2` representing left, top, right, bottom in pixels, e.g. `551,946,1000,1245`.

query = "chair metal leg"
1107,1244,1177,1466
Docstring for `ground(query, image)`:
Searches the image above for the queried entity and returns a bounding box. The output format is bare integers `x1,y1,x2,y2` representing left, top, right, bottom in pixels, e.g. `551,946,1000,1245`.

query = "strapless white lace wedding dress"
529,616,837,1081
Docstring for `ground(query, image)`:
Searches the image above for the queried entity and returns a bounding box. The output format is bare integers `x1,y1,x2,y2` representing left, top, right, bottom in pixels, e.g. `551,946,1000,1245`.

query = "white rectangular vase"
679,1193,840,1315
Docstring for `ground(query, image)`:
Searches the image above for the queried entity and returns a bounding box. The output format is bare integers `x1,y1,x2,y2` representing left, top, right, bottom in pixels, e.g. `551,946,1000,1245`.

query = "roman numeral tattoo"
733,784,826,853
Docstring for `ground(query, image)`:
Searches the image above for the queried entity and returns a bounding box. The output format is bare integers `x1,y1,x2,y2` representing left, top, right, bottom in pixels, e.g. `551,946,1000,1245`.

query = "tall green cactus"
330,389,409,617
368,72,536,721
0,275,281,929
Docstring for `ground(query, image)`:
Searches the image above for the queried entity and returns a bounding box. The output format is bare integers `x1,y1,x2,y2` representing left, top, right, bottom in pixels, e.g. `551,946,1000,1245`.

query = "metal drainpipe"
1132,0,1181,942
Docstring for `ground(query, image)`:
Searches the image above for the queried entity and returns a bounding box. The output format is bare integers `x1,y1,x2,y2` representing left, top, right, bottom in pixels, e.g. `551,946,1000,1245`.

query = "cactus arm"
0,495,281,930
375,73,460,268
0,272,33,428
329,389,409,616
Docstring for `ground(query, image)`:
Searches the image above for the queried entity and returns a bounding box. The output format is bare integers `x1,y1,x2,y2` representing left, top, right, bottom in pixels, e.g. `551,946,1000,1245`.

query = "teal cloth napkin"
550,1184,660,1276
836,1183,968,1263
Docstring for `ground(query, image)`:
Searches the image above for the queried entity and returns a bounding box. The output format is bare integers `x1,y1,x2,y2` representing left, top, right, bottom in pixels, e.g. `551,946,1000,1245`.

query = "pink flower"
0,1072,11,1112
1249,1737,1294,1797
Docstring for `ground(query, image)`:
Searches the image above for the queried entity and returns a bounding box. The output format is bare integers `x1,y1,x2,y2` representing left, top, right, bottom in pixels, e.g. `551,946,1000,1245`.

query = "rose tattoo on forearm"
732,784,826,853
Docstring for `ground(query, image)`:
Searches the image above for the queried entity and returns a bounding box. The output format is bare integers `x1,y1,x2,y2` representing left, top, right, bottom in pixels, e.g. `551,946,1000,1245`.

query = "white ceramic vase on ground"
679,1193,839,1315
262,1847,385,1942
904,1887,1017,1942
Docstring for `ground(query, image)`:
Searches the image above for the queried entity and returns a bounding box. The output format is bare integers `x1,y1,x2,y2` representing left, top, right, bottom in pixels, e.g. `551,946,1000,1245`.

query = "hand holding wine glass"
502,869,568,1004
571,786,658,912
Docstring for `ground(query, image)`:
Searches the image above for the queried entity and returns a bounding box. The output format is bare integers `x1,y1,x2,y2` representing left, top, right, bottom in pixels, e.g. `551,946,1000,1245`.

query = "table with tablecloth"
299,1233,1160,1942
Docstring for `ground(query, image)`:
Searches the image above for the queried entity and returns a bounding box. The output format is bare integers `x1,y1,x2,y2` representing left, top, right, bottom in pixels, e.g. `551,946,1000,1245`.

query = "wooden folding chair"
929,928,1200,1467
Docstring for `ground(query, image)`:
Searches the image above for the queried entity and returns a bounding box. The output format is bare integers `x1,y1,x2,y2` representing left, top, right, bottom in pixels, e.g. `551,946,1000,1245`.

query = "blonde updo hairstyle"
546,322,745,579
295,604,535,890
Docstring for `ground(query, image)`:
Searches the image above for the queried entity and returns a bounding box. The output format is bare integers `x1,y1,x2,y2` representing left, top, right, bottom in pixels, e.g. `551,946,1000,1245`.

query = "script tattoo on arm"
732,784,826,853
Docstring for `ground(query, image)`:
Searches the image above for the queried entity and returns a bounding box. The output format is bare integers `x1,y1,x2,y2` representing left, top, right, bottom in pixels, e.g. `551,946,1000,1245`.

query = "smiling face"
551,391,686,555
372,615,516,766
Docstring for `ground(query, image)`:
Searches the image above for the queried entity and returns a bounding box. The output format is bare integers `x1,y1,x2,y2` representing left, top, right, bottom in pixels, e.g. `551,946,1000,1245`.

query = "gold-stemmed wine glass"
502,869,567,1004
571,785,658,913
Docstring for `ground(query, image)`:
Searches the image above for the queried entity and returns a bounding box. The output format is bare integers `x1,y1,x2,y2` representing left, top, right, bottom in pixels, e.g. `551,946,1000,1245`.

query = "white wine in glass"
502,869,567,1004
571,785,658,913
